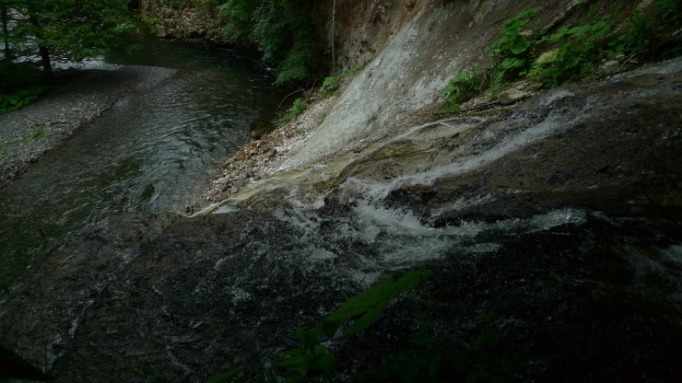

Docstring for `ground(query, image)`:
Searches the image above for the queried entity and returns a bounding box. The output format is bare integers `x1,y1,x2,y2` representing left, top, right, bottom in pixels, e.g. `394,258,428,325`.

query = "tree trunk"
1,5,11,60
28,14,52,81
38,45,52,81
331,0,336,72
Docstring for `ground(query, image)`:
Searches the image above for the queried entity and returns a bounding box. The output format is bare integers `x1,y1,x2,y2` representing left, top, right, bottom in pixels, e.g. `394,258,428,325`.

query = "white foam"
348,203,587,266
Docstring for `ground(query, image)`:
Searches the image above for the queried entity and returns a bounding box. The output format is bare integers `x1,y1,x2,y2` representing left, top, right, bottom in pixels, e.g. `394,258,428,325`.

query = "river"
0,39,286,285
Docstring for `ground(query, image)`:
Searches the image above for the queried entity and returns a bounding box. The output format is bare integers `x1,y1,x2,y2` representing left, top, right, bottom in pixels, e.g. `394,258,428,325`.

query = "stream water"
0,40,285,285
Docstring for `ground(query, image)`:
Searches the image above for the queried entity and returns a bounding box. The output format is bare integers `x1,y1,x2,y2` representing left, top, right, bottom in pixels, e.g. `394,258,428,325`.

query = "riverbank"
0,65,177,190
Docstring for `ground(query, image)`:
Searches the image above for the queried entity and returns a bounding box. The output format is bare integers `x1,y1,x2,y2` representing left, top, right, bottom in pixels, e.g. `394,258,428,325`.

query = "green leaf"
509,35,531,55
278,348,312,376
345,303,388,335
317,353,336,378
321,318,345,338
393,269,433,292
499,57,524,70
207,367,245,383
297,324,322,347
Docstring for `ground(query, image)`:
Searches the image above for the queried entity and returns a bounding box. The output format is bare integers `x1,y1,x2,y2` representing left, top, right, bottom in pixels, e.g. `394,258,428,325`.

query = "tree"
219,0,321,84
6,0,133,80
1,2,11,60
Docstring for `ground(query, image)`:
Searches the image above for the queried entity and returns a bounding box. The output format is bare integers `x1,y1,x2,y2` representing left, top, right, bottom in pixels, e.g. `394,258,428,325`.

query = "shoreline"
0,65,177,190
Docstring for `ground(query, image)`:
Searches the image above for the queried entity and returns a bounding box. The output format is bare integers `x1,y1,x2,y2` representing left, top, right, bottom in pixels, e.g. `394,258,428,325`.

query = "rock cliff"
139,0,229,44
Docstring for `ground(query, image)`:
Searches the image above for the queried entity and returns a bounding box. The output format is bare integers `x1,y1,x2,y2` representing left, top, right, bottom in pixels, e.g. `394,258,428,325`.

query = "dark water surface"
0,40,285,284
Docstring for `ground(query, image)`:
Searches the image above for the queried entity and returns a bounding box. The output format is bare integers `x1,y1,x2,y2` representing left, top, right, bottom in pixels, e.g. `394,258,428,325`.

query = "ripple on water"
0,42,285,285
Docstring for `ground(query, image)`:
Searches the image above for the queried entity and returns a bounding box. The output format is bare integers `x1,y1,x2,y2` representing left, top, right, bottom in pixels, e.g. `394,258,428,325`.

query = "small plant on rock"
485,6,543,84
443,66,488,111
530,18,615,87
317,62,365,98
207,269,434,382
277,97,308,126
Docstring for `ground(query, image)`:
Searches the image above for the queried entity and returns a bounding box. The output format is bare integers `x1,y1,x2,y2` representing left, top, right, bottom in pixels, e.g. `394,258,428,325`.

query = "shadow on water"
0,39,286,285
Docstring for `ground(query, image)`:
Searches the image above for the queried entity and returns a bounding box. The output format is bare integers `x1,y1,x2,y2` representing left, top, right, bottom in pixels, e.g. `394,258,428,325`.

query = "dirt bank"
0,65,177,190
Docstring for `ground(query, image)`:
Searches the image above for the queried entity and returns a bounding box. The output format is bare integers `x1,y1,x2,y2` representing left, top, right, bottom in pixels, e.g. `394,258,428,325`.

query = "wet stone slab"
1,205,681,382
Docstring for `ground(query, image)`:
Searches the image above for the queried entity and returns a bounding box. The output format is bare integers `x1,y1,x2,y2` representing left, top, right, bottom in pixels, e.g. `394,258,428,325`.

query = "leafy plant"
443,66,487,111
290,98,307,117
318,269,433,337
317,62,365,98
276,96,308,126
276,269,433,380
530,19,615,87
607,11,652,56
207,269,433,382
654,0,682,23
355,311,513,383
219,0,319,85
0,61,41,90
4,0,134,79
485,7,543,84
0,85,48,114
443,2,681,108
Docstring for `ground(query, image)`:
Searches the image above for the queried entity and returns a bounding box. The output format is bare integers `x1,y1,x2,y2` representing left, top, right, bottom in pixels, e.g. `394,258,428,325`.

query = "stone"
497,88,530,105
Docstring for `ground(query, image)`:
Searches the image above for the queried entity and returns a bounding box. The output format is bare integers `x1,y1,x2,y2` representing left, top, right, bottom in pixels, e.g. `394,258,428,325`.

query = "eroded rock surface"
1,59,680,382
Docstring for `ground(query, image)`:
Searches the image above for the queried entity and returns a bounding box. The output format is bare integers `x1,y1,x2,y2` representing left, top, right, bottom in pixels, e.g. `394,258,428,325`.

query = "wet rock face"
206,58,682,225
1,206,681,382
139,0,229,45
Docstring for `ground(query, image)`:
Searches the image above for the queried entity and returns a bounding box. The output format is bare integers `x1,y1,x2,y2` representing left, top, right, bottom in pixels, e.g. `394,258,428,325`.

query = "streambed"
0,40,285,285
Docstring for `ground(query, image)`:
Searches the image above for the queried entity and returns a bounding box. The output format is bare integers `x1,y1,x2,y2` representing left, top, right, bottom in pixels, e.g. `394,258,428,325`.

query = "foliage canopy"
1,0,134,78
219,0,319,84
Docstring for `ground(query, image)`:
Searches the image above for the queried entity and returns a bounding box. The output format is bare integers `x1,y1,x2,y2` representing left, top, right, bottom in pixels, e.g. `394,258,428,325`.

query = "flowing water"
0,40,285,285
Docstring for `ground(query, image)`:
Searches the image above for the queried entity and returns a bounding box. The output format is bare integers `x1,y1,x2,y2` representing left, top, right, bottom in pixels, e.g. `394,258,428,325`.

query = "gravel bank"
0,65,177,190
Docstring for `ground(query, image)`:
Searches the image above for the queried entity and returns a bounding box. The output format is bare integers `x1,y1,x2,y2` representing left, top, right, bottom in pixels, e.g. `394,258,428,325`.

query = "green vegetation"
0,61,46,113
218,0,320,85
277,97,307,126
444,1,682,111
209,269,434,382
531,19,615,88
0,0,137,112
1,0,134,80
275,62,365,127
443,65,487,112
485,7,543,84
317,62,365,98
209,269,514,382
163,0,221,8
